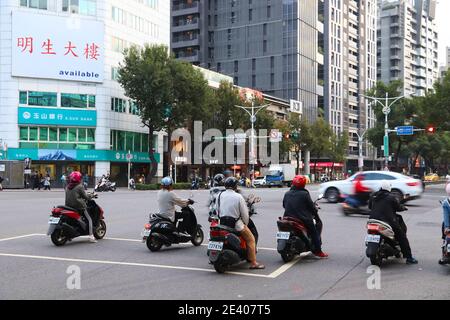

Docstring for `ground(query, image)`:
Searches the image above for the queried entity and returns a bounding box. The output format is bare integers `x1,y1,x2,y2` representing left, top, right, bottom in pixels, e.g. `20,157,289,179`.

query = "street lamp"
355,129,367,172
360,93,405,170
234,100,270,185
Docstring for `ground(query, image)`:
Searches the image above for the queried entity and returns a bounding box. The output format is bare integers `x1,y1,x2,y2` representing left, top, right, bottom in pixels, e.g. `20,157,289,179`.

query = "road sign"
227,133,247,145
382,107,391,115
396,126,414,136
269,130,282,143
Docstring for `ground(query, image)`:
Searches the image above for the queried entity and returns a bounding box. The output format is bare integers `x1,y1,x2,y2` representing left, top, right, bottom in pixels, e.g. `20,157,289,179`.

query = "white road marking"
267,252,311,278
0,233,43,242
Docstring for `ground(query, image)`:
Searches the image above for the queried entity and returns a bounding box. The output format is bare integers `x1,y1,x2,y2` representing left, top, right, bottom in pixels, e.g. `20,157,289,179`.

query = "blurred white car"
253,176,266,187
319,171,424,203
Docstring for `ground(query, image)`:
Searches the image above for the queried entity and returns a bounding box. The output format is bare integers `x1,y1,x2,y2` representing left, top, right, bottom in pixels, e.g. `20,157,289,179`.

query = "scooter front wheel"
51,229,67,246
94,220,107,240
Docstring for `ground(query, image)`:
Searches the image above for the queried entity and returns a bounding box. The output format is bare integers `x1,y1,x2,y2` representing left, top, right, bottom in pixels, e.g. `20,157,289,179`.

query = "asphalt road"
0,184,448,300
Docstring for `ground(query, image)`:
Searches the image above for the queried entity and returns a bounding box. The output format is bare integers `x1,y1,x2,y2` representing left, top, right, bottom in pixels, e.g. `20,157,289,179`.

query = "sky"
436,0,450,66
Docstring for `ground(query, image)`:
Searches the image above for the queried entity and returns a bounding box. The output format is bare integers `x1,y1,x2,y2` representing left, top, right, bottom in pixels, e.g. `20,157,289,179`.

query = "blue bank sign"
18,107,97,127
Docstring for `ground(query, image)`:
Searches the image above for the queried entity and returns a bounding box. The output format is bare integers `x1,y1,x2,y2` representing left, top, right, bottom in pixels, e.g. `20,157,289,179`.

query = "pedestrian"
61,173,67,189
0,175,4,191
82,173,89,190
32,171,41,190
43,174,51,190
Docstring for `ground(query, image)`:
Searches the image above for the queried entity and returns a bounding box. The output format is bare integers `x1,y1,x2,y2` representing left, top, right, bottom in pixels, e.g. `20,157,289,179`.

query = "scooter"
94,180,116,192
276,194,323,262
207,194,260,273
47,193,106,246
365,217,406,266
141,200,204,251
439,199,450,265
341,194,371,216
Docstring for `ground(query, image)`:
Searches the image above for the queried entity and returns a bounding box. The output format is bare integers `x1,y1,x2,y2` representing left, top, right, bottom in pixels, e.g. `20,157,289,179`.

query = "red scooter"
47,193,106,246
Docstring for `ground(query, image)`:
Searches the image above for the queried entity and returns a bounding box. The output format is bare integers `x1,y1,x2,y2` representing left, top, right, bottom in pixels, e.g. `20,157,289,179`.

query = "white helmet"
380,180,392,192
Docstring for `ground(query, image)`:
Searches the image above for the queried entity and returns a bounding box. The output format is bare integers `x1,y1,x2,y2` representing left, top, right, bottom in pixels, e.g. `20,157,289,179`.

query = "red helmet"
292,175,307,189
69,171,82,184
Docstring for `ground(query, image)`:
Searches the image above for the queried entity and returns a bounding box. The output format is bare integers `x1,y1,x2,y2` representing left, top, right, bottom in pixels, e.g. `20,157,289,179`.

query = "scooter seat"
56,205,80,213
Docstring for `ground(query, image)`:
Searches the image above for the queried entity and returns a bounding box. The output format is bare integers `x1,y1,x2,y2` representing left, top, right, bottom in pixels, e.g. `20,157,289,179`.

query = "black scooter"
439,199,450,265
141,201,204,251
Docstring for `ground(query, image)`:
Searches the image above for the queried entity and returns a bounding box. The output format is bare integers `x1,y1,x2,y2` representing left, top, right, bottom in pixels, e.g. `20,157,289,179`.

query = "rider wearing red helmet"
282,175,328,258
353,173,372,206
65,171,97,243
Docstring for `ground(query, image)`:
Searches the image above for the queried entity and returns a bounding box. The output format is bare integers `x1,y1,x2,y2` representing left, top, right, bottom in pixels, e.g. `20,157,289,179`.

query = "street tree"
309,117,333,177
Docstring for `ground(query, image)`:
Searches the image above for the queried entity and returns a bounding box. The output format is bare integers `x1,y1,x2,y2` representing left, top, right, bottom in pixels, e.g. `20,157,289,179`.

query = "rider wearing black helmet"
208,173,226,217
216,177,265,269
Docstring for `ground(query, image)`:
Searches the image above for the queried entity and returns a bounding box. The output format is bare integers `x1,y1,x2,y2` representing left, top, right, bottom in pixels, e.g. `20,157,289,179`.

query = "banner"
18,107,97,127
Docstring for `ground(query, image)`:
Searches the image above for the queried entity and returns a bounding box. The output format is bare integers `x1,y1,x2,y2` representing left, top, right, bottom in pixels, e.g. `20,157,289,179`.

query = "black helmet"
213,173,225,187
224,177,238,190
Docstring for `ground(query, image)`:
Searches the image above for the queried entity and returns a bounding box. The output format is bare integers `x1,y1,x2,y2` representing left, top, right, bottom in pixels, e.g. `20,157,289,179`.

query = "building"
0,0,169,187
321,0,378,164
171,0,321,123
377,0,439,97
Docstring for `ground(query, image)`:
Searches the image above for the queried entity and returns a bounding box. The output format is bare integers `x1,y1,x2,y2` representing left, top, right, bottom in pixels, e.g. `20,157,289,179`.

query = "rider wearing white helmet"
157,176,193,226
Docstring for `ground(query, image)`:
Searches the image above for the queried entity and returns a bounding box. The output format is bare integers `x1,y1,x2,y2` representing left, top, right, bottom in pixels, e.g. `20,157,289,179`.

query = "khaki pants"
240,225,256,263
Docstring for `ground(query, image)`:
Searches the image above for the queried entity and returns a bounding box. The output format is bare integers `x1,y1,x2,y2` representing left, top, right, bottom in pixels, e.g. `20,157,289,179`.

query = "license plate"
276,232,290,240
207,241,223,251
366,234,381,243
48,217,60,224
141,229,150,237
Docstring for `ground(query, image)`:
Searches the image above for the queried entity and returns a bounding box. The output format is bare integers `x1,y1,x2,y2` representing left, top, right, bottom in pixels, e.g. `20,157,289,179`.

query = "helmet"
292,175,307,189
224,177,238,190
213,173,225,187
380,180,392,192
161,176,173,187
69,171,82,184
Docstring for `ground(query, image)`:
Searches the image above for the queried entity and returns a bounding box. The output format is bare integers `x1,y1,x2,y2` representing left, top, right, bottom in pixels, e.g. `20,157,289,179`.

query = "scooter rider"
368,180,418,264
439,183,450,264
157,176,194,237
65,171,97,243
353,173,372,207
208,173,226,216
282,175,328,258
217,177,265,269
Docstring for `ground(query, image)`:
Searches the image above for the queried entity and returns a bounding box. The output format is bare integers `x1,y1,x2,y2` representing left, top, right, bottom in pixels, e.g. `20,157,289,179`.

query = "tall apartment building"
0,0,169,187
171,0,321,122
321,0,377,159
378,0,438,97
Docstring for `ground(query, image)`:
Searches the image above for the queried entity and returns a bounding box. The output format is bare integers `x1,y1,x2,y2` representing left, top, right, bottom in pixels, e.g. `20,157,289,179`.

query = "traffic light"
426,126,436,134
284,133,290,139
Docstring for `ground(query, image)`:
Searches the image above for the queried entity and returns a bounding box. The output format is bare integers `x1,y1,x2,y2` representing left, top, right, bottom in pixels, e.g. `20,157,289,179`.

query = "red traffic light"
426,126,436,134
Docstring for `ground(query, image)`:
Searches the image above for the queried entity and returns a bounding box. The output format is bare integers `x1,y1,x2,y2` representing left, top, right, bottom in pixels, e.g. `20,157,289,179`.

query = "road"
0,184,448,300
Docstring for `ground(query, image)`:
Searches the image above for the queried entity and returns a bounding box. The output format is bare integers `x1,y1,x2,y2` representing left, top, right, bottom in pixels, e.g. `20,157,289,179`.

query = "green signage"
383,135,389,157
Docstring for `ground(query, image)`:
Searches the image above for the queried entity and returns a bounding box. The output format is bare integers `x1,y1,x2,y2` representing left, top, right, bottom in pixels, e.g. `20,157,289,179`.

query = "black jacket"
283,187,317,222
368,190,405,227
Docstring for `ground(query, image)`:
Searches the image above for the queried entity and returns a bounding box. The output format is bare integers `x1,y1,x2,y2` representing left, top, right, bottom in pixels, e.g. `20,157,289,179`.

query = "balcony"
172,36,200,49
172,2,199,16
172,19,199,32
174,50,199,63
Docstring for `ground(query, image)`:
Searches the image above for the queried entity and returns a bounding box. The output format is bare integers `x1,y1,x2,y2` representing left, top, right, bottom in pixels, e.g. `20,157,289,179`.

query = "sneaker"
88,236,97,243
406,257,418,264
313,251,329,259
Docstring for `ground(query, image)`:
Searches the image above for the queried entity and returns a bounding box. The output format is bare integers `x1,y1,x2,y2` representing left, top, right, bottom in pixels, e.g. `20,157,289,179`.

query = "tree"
118,44,210,182
328,130,349,178
309,118,333,177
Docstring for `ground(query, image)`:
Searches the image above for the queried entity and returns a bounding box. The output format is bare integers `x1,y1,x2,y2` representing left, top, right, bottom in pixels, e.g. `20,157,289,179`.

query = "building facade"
378,0,438,97
171,0,321,123
0,0,169,187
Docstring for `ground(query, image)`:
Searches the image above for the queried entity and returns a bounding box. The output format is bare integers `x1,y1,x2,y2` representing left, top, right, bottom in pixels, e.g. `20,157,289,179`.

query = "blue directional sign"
396,126,414,136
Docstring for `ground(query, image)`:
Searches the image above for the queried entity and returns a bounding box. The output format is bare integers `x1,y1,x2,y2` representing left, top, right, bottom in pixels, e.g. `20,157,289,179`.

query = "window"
249,9,252,21
61,93,91,109
20,126,95,149
20,127,29,141
19,91,27,104
49,128,58,141
263,40,267,53
68,128,77,142
62,0,96,16
27,91,57,107
267,5,271,18
111,130,154,152
59,128,68,142
39,127,49,141
21,0,48,10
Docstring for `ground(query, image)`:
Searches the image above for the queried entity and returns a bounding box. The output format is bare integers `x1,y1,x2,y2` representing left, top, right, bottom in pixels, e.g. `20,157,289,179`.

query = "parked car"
253,176,266,187
319,171,424,203
424,173,440,182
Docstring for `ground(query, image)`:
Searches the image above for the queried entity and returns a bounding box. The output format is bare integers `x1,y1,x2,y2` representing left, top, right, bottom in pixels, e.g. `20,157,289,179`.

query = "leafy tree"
328,130,349,177
118,44,210,182
309,118,333,176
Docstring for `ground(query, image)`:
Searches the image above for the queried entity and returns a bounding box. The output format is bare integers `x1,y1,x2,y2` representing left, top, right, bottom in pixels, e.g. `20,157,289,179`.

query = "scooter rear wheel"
370,253,383,267
51,230,67,246
146,236,163,252
213,262,227,274
281,251,295,263
191,227,204,246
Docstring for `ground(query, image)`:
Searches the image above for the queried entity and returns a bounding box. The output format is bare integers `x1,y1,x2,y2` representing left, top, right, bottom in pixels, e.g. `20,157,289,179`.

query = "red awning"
309,162,344,168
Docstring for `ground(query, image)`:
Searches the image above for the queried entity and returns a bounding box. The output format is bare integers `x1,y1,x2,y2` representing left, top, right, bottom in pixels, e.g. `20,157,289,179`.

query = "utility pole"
360,93,405,170
355,129,367,172
234,101,270,186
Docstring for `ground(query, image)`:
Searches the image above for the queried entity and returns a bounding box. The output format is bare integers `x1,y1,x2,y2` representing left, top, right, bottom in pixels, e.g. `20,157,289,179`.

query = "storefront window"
20,127,29,140
68,128,77,142
39,127,49,141
59,128,68,142
29,127,38,141
49,128,58,141
87,129,95,142
28,91,57,107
